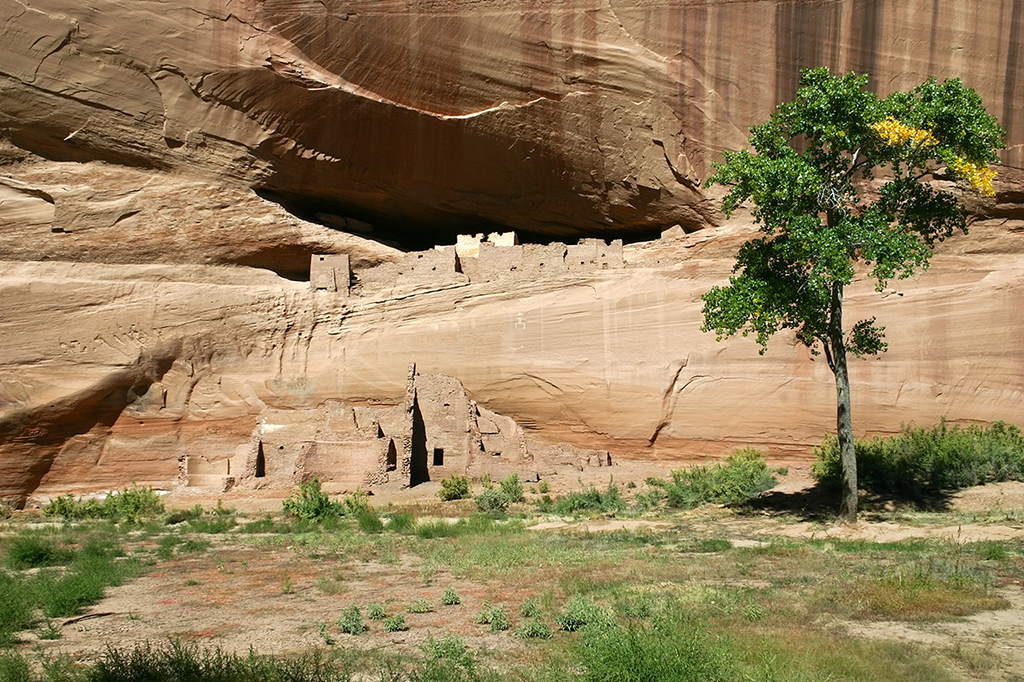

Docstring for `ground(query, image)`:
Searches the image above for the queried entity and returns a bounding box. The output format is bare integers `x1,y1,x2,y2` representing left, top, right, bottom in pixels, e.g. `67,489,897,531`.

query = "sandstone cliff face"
0,0,1021,242
1,0,1023,505
2,214,1022,505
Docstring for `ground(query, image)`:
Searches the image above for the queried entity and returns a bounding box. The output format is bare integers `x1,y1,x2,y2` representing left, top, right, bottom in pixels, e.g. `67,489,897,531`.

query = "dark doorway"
410,397,429,485
386,439,397,471
255,443,266,478
433,448,444,466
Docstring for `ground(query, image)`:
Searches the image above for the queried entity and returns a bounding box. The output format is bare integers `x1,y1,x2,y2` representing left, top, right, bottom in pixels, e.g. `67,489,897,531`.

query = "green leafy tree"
702,67,1004,522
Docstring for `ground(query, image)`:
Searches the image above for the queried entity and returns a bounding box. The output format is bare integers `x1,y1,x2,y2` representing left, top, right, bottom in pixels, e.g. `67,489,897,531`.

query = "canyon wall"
0,0,1021,243
0,0,1022,503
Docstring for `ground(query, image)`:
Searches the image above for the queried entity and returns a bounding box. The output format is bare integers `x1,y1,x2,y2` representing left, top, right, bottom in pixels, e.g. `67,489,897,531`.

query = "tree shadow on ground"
738,484,956,522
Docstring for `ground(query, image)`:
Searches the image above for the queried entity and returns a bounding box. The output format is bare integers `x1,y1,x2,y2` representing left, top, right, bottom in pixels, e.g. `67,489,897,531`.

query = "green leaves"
702,67,1005,363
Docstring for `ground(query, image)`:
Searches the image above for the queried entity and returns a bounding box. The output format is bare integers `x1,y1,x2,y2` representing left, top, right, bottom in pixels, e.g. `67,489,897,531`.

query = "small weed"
408,598,434,613
317,621,335,645
475,603,510,631
519,598,542,618
557,594,611,632
367,604,388,621
37,619,62,640
382,614,408,632
281,577,295,594
185,579,200,587
538,480,551,494
441,587,462,605
337,605,367,635
515,618,553,639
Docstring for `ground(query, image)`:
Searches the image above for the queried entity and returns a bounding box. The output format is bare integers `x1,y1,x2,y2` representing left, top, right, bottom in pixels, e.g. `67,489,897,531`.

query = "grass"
1,484,1022,681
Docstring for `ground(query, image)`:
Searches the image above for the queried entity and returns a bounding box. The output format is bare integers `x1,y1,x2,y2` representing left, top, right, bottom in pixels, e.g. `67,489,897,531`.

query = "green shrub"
515,618,553,640
342,490,373,517
474,603,510,632
408,598,434,614
5,535,75,570
103,486,165,523
382,614,408,632
556,595,612,632
43,486,163,522
336,605,367,635
474,487,510,513
519,598,542,618
552,480,627,516
282,479,344,521
652,449,776,509
438,474,472,502
0,573,33,647
165,505,204,525
441,587,462,605
499,474,524,504
416,635,491,682
537,480,551,494
366,604,388,620
356,509,384,534
812,420,1024,498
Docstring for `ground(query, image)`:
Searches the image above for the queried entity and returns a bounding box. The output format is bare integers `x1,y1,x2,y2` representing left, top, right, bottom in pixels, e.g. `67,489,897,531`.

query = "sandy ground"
12,463,1024,679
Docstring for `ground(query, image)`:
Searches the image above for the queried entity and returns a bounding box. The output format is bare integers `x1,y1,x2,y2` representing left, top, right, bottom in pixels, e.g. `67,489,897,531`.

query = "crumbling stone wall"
349,235,623,296
223,366,612,492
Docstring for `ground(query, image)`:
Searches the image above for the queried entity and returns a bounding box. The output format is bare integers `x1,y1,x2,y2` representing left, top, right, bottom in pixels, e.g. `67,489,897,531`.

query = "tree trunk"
829,282,858,522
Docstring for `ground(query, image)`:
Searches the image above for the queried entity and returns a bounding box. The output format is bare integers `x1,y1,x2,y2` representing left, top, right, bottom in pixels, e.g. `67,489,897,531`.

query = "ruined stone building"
180,364,610,492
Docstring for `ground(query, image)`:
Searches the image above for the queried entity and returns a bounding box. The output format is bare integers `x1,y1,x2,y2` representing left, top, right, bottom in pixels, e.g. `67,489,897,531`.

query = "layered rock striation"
0,0,1021,242
1,0,1023,505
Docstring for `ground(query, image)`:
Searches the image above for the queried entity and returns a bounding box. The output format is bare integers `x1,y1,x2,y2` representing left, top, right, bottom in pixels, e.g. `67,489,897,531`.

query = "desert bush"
0,573,33,647
813,420,1024,499
474,603,510,632
441,587,462,605
5,535,75,570
43,486,163,523
556,595,612,632
515,618,553,640
552,480,627,516
366,604,388,621
382,614,408,632
336,605,367,635
164,505,204,525
356,509,384,534
438,474,472,502
499,474,524,504
281,478,344,521
519,598,542,619
651,449,776,509
386,511,417,533
408,598,434,614
474,487,510,513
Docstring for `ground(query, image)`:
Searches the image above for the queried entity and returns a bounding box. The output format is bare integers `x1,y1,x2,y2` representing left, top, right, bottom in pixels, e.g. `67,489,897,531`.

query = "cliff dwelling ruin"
182,363,611,494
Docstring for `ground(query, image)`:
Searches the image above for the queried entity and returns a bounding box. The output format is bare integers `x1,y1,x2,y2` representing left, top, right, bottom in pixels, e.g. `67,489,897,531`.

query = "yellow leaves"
869,117,997,197
869,117,938,148
947,156,998,197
